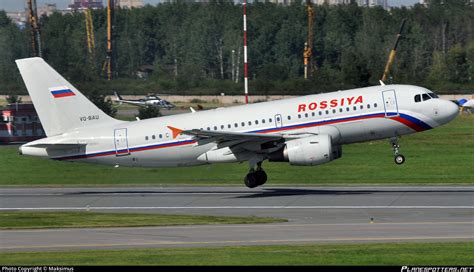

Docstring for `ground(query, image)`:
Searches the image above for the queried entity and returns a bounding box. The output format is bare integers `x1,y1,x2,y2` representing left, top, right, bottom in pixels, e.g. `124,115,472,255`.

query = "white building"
117,0,144,8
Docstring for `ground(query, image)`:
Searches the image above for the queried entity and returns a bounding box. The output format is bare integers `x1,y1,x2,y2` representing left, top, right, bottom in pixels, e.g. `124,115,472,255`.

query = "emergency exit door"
274,114,283,128
114,128,130,156
382,90,399,117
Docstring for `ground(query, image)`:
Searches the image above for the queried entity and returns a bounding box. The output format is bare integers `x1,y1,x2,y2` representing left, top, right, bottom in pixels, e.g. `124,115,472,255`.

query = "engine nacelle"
269,135,340,166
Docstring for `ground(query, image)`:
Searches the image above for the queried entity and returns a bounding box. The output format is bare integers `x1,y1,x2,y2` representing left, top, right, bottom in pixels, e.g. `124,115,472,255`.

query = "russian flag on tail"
50,86,75,98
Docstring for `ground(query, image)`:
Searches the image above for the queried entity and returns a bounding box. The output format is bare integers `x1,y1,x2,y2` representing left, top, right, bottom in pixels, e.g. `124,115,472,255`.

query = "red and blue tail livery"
50,86,75,98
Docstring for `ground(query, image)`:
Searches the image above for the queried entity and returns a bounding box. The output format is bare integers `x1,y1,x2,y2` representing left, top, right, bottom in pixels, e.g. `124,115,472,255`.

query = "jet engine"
269,135,341,166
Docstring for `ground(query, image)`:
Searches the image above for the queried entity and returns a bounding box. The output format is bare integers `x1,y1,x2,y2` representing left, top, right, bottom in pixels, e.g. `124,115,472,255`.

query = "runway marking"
2,221,472,233
1,206,473,211
1,236,472,251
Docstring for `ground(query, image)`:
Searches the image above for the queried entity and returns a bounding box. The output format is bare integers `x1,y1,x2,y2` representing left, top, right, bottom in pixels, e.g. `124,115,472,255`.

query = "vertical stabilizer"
16,57,120,137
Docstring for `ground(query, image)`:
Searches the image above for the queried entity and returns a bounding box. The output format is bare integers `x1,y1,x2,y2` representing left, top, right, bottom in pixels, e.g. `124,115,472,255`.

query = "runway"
0,186,473,252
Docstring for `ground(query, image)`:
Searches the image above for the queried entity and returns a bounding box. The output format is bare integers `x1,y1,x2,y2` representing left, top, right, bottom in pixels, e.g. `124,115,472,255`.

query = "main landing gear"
244,161,267,188
390,137,405,165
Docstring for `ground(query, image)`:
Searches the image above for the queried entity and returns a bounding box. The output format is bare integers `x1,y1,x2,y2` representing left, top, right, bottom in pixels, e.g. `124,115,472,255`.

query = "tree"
85,90,117,117
137,105,161,119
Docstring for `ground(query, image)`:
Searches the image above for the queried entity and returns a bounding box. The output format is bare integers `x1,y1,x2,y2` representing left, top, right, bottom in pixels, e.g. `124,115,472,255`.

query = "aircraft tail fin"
114,91,123,101
16,57,120,137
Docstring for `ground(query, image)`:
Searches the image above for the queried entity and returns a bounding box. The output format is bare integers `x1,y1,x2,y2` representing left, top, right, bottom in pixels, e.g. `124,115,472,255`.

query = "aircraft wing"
168,126,301,150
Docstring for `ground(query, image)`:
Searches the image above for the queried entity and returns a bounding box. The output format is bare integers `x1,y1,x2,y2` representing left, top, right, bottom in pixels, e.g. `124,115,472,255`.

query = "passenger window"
353,106,357,110
305,113,308,118
228,124,231,129
214,126,217,130
248,121,252,126
234,123,238,127
319,111,322,116
241,122,245,127
325,110,329,115
339,108,343,112
367,104,371,109
262,119,266,124
332,109,336,114
255,120,259,125
145,136,149,141
269,118,272,123
166,133,169,138
159,134,163,138
414,94,421,103
221,125,224,129
422,93,431,101
374,103,378,108
287,116,291,120
152,135,156,140
312,112,315,117
298,114,301,119
207,127,210,130
360,105,363,110
346,107,350,112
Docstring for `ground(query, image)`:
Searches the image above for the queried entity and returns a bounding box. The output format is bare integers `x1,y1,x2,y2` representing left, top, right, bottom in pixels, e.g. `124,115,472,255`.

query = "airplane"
16,58,459,188
114,91,175,109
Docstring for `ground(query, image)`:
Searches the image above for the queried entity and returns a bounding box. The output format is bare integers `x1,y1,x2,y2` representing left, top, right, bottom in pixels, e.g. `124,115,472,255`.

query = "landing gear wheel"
254,170,267,186
394,154,405,165
244,173,259,188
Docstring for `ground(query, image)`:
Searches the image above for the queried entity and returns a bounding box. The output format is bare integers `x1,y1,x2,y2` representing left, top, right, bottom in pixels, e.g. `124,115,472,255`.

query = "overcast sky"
0,0,420,12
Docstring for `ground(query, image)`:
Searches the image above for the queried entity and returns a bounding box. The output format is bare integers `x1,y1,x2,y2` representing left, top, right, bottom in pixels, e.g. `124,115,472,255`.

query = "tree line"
0,0,473,96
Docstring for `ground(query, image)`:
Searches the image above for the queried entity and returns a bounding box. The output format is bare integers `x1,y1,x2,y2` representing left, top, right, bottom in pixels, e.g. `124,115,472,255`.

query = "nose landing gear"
390,137,405,165
244,161,267,188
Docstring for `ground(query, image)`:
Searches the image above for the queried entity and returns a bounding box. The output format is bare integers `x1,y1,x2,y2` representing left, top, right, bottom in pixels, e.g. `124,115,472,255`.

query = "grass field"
0,211,284,229
1,242,472,265
1,115,472,186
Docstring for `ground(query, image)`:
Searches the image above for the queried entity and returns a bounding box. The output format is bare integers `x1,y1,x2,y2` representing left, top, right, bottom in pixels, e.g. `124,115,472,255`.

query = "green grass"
0,211,285,229
1,242,472,265
1,115,473,186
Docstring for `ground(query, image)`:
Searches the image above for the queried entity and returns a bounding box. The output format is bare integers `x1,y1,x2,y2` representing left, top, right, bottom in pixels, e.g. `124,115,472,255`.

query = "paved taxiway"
0,186,472,252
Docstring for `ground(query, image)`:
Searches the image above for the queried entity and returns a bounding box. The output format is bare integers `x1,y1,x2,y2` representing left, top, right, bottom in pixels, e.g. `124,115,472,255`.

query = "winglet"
167,126,184,139
379,80,386,86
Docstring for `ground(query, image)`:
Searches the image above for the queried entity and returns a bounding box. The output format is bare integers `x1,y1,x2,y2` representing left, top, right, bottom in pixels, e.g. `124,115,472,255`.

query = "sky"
0,0,420,12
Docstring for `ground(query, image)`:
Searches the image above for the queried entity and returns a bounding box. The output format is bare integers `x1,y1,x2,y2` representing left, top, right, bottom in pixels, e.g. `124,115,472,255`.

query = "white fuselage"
21,84,458,168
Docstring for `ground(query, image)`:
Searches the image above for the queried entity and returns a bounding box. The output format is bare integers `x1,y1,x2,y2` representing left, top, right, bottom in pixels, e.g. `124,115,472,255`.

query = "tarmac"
0,186,473,252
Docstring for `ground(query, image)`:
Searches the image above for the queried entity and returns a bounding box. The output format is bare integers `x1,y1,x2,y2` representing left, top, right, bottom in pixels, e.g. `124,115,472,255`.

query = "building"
0,104,45,144
357,0,388,9
117,0,144,8
68,0,104,10
37,3,58,17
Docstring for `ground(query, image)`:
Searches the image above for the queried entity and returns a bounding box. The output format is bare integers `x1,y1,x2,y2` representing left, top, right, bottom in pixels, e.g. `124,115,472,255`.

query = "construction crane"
303,0,314,80
102,0,115,81
381,18,407,82
85,9,95,64
26,0,42,57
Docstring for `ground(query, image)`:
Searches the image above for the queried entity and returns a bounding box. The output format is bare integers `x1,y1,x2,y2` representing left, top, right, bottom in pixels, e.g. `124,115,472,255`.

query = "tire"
394,154,405,165
254,170,267,186
244,173,258,188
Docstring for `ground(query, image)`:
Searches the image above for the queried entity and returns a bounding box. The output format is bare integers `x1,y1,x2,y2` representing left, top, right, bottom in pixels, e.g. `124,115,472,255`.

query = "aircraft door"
114,128,130,156
274,114,283,128
382,90,399,117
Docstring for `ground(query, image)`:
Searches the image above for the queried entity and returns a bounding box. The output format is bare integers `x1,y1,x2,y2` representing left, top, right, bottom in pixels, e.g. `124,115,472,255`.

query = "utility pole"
303,0,314,80
103,0,114,81
85,9,95,65
26,0,42,57
381,19,406,82
243,0,249,104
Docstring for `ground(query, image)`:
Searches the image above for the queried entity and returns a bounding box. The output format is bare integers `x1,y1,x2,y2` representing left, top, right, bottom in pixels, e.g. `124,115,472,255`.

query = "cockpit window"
428,93,439,99
422,93,431,101
414,94,421,103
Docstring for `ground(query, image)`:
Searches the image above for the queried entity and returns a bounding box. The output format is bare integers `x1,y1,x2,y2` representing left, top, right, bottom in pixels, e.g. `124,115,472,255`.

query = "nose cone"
436,100,459,125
